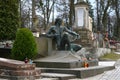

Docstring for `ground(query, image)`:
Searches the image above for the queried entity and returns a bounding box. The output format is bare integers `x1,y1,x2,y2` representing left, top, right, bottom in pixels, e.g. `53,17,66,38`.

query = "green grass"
99,53,120,61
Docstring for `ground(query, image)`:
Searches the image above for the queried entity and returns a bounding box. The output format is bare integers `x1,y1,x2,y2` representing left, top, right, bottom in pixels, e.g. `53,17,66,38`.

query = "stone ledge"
0,58,41,79
41,73,76,80
34,60,98,68
0,69,41,76
40,65,115,78
0,58,35,70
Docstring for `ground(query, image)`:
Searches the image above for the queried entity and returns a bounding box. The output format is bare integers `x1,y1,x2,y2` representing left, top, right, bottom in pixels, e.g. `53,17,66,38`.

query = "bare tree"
38,0,55,29
95,0,111,31
20,0,31,28
111,0,120,38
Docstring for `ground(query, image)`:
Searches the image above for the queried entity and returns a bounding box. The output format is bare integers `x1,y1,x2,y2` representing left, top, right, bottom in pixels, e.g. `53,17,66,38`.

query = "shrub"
11,28,38,61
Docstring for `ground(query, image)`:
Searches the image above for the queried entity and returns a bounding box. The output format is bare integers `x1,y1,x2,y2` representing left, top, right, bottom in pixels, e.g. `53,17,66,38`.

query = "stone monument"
41,18,81,53
34,18,98,69
73,0,93,47
33,1,115,79
33,18,114,79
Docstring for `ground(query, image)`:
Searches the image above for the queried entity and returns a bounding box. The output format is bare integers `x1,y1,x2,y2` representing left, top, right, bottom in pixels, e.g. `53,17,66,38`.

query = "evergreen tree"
0,0,20,40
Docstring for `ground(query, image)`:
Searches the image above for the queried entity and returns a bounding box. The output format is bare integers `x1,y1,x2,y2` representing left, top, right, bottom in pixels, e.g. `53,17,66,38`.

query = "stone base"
33,50,115,79
74,28,93,47
34,51,98,68
40,66,115,79
41,73,76,80
34,60,98,68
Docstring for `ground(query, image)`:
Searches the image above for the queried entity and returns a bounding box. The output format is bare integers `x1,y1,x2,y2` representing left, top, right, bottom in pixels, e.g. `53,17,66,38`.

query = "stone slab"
0,75,35,80
39,65,115,78
34,51,98,68
37,78,59,80
0,69,41,76
41,73,76,80
34,60,98,68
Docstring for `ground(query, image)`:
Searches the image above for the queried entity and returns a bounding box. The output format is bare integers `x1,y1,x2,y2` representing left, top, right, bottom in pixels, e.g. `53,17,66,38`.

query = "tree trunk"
69,0,74,27
32,0,36,30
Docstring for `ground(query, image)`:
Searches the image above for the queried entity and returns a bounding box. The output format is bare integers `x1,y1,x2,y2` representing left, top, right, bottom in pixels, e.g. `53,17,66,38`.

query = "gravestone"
0,58,41,80
116,43,120,52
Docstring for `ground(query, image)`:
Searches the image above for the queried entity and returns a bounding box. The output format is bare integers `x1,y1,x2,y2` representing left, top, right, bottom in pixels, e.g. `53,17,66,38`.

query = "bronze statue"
42,18,81,51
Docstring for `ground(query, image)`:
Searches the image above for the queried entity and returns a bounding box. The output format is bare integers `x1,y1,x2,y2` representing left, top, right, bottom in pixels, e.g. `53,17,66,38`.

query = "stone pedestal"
74,28,92,47
47,38,56,56
34,51,98,68
0,58,41,80
35,37,56,56
73,1,93,47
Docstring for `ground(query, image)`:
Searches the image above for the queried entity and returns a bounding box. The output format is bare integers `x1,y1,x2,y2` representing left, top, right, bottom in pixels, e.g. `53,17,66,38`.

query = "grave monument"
34,17,98,68
33,0,114,79
73,0,93,47
35,18,97,68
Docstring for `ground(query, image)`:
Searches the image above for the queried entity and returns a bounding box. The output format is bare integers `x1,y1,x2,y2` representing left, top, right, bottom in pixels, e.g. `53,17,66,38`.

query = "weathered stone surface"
74,29,92,47
37,78,59,80
0,58,41,79
7,69,40,76
35,60,98,68
41,73,76,80
76,48,111,58
34,51,98,68
40,66,115,79
116,43,120,52
0,58,35,70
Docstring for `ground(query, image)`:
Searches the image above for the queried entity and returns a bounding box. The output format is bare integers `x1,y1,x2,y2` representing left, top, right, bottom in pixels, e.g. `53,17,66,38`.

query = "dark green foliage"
0,0,19,40
11,28,38,61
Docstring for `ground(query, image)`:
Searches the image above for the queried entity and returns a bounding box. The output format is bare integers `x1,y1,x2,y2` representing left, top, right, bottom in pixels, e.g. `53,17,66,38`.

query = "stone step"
0,68,41,78
36,78,59,80
40,65,115,79
40,73,76,80
0,75,35,80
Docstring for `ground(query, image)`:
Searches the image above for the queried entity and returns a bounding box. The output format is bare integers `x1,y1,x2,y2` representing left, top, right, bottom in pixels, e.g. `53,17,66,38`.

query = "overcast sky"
89,0,95,6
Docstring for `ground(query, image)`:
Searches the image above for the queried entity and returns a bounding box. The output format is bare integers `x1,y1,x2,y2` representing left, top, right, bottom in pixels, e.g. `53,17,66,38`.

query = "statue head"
55,18,62,27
